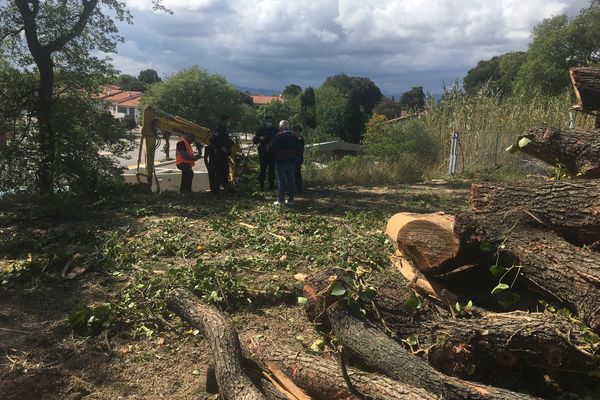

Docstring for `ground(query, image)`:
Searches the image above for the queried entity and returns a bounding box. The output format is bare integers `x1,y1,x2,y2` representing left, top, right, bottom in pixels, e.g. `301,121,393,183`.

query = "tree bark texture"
471,181,600,244
165,288,266,400
386,212,482,275
326,302,540,400
516,126,600,178
247,347,438,400
570,67,600,112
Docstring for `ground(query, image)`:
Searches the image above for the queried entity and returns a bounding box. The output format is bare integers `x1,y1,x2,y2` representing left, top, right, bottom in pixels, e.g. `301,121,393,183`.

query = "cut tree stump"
165,288,267,400
515,126,600,178
247,347,438,400
326,302,540,400
386,212,482,275
570,67,600,112
471,181,600,244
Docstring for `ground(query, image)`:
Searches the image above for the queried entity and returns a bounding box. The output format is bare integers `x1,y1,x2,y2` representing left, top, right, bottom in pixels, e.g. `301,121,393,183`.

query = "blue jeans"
276,163,296,203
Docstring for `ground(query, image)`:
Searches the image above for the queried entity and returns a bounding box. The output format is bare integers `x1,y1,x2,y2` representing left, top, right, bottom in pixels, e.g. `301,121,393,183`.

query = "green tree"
463,52,526,96
399,87,425,111
373,97,403,119
238,103,259,133
256,96,300,127
118,74,145,91
514,2,600,95
315,86,350,140
0,0,143,194
282,84,302,98
321,74,382,143
141,66,243,129
300,87,317,128
138,69,161,85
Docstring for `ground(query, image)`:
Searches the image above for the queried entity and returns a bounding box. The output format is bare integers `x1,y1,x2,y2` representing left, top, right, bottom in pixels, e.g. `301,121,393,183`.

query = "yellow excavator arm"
136,105,241,188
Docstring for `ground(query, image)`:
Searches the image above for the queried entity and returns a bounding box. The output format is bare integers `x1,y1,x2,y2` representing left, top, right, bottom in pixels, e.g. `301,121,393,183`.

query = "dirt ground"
0,183,469,399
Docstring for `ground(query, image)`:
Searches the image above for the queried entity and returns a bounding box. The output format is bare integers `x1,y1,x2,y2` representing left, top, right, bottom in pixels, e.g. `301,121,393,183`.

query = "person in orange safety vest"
176,131,201,193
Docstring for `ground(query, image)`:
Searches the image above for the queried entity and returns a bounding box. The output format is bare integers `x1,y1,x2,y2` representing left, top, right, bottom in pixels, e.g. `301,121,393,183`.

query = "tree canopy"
141,66,244,129
399,87,425,111
282,84,302,98
0,0,137,194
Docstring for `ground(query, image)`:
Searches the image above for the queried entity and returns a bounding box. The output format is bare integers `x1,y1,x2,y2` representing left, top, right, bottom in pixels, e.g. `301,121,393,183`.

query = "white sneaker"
273,201,284,206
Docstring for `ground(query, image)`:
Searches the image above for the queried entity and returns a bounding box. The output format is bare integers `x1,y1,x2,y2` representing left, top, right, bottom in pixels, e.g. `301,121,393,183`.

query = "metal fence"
445,130,551,177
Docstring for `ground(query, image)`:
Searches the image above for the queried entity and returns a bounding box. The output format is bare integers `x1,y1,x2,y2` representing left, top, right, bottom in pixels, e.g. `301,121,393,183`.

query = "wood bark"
326,302,540,400
495,227,600,334
515,126,600,178
386,212,482,275
570,67,600,113
247,347,438,400
165,288,266,400
471,181,600,244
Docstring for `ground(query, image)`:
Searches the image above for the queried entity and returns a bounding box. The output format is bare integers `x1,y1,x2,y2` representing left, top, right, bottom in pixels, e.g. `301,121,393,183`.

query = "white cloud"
116,0,591,93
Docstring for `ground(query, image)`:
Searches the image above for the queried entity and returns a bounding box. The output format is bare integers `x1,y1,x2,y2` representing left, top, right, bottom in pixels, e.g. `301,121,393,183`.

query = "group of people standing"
254,117,304,206
175,115,305,206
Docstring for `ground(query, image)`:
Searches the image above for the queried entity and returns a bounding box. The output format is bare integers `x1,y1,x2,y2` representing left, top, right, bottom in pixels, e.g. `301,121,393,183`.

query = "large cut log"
515,126,600,178
305,269,594,382
165,288,267,400
247,347,438,400
570,67,600,112
326,302,540,400
495,227,600,334
471,181,600,244
385,212,482,275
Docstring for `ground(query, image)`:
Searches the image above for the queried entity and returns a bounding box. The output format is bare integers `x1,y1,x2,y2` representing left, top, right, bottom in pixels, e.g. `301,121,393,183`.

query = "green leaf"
479,240,494,252
331,282,347,296
489,265,506,278
404,294,422,311
310,337,325,352
466,300,473,309
455,302,461,312
498,292,521,308
297,296,308,305
491,283,510,295
406,335,418,346
518,137,531,148
505,144,516,153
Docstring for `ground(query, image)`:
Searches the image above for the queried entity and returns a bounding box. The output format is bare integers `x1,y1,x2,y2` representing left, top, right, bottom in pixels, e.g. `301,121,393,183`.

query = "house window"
128,108,135,115
117,106,127,114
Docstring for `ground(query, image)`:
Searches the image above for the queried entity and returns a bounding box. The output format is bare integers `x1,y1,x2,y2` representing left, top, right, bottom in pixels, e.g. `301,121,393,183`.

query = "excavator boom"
136,105,241,189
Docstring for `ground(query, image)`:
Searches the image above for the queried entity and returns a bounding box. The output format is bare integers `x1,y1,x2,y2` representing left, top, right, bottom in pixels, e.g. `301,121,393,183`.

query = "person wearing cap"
208,113,233,195
292,124,305,193
267,120,300,206
175,131,201,193
253,116,278,191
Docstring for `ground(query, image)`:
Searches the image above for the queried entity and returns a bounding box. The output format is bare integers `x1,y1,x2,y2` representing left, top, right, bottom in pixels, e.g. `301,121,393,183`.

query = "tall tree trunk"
37,56,55,195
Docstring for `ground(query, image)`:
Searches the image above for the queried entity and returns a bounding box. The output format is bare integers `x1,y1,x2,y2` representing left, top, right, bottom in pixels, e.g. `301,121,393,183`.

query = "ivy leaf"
518,137,531,148
331,283,347,296
491,283,509,295
498,292,521,308
489,265,506,278
297,296,308,305
479,241,494,252
404,294,422,311
455,302,461,312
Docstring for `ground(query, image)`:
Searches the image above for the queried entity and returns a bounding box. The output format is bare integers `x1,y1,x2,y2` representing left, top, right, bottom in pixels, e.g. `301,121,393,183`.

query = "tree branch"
14,0,43,58
45,0,99,53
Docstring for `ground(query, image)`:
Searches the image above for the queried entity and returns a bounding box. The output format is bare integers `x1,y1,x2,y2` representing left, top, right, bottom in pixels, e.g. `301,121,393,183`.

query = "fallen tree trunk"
570,67,600,112
305,268,593,380
165,288,267,400
385,212,482,275
471,181,600,244
496,227,600,334
247,347,438,400
326,302,540,400
514,126,600,178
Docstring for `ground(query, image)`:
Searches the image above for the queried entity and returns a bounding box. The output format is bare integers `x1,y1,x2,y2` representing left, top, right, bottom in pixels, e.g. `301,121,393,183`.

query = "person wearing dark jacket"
175,131,201,193
292,124,305,193
267,120,299,206
253,116,278,191
207,114,232,195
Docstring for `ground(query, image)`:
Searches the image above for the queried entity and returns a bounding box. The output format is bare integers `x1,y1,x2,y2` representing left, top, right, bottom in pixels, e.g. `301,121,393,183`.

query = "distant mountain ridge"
234,84,279,96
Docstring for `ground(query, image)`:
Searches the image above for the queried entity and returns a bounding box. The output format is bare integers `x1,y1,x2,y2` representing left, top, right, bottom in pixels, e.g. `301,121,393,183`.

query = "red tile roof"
251,95,281,106
103,90,143,104
119,97,141,108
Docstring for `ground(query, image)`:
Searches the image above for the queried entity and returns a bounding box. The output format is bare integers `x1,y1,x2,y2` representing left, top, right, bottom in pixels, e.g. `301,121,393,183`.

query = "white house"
98,85,143,123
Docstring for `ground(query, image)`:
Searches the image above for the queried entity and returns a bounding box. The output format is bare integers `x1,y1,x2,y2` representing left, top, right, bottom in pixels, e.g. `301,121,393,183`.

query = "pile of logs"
164,69,600,399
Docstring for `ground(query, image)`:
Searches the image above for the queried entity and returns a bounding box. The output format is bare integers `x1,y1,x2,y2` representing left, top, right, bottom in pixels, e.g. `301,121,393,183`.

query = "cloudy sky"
112,0,590,96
